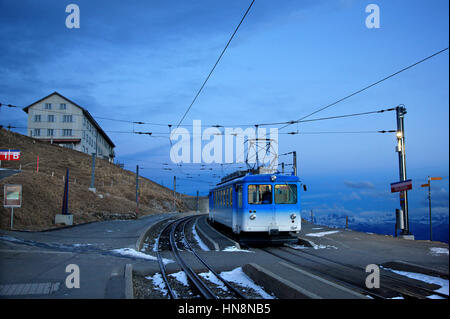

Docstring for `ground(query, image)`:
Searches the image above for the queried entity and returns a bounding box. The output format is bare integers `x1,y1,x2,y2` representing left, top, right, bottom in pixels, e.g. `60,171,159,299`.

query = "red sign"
391,179,412,193
0,149,21,161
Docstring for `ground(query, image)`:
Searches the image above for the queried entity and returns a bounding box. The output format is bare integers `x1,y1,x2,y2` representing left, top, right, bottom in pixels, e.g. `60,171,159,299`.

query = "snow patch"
169,271,189,287
199,271,228,292
146,273,168,296
219,267,275,299
111,248,173,264
192,223,210,251
288,242,337,250
305,230,340,237
222,246,253,253
429,247,449,256
383,267,449,298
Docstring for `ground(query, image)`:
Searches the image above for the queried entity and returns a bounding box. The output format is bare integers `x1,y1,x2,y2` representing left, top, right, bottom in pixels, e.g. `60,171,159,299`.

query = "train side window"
225,189,228,207
229,187,233,207
237,185,242,208
223,189,226,207
248,184,272,204
275,184,297,204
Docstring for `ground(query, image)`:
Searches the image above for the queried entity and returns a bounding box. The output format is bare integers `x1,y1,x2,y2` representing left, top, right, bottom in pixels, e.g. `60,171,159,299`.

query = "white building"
23,92,115,162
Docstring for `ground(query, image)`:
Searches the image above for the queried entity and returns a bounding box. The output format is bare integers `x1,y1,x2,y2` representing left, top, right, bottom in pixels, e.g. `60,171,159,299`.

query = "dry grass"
0,129,190,230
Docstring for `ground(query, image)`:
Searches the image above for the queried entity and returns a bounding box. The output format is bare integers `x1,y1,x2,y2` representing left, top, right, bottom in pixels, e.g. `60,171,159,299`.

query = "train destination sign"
0,149,21,161
390,179,412,193
3,184,22,208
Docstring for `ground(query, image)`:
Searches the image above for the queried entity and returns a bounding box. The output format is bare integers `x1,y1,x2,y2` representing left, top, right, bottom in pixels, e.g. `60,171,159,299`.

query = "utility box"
396,209,404,230
55,214,73,226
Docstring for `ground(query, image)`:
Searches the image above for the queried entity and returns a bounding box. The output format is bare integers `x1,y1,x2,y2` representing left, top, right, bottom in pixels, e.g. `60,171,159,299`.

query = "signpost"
3,184,22,229
0,149,21,161
390,179,412,193
421,176,443,241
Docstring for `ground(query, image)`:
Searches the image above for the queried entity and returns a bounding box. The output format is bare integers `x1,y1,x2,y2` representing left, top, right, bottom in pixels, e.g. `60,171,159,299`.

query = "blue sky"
0,0,448,235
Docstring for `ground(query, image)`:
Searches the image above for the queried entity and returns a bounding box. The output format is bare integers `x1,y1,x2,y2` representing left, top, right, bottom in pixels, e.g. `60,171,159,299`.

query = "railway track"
261,245,448,299
156,215,246,299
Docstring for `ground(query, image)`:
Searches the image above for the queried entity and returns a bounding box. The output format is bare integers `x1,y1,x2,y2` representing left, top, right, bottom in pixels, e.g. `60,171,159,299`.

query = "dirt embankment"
0,129,191,231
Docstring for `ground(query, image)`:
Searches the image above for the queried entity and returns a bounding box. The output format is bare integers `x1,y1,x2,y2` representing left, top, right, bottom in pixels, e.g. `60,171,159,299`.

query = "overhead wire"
175,0,255,128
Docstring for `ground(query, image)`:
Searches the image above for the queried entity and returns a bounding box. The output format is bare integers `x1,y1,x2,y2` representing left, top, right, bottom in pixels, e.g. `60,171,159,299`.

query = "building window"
48,115,55,122
62,129,72,136
63,115,73,122
34,128,41,136
44,103,52,110
34,114,41,122
47,129,54,136
60,103,66,110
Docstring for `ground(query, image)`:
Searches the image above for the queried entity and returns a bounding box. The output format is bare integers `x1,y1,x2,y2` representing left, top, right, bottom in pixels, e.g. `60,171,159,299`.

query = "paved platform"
296,221,449,278
0,213,176,298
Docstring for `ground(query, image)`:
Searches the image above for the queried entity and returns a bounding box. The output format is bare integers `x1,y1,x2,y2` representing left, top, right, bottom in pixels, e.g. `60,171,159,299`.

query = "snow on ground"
429,247,449,256
219,267,276,299
169,271,189,287
382,267,449,298
146,273,168,296
305,230,340,237
111,248,173,264
222,246,253,253
199,271,228,292
312,228,323,230
192,223,210,251
140,242,149,252
287,242,338,250
152,240,158,252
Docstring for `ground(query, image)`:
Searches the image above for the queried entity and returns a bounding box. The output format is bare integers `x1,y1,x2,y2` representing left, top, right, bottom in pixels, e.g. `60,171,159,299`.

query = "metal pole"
281,162,285,174
173,176,176,212
293,151,297,176
428,176,432,241
136,165,139,213
196,190,199,212
10,207,14,230
396,106,410,235
255,125,259,168
62,168,70,215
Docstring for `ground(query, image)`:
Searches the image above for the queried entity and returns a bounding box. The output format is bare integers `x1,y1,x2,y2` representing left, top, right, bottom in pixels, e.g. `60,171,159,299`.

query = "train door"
232,184,242,233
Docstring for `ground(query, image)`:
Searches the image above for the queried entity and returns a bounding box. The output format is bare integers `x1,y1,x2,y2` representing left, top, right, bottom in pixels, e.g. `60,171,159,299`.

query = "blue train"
208,170,303,244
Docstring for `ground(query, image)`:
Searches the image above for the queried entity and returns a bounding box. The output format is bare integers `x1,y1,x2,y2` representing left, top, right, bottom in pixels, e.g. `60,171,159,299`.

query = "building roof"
22,91,115,148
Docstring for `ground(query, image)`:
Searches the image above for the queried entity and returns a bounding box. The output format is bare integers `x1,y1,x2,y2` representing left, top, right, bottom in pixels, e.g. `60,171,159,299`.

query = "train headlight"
250,214,256,220
271,175,277,182
290,213,297,220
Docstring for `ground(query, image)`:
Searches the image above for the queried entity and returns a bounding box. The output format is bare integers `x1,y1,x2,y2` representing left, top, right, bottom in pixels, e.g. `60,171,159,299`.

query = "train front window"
248,184,272,204
275,184,297,204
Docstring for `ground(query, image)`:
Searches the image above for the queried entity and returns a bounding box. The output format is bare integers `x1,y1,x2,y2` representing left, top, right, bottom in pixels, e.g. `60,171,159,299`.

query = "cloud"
344,181,375,189
343,191,361,201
